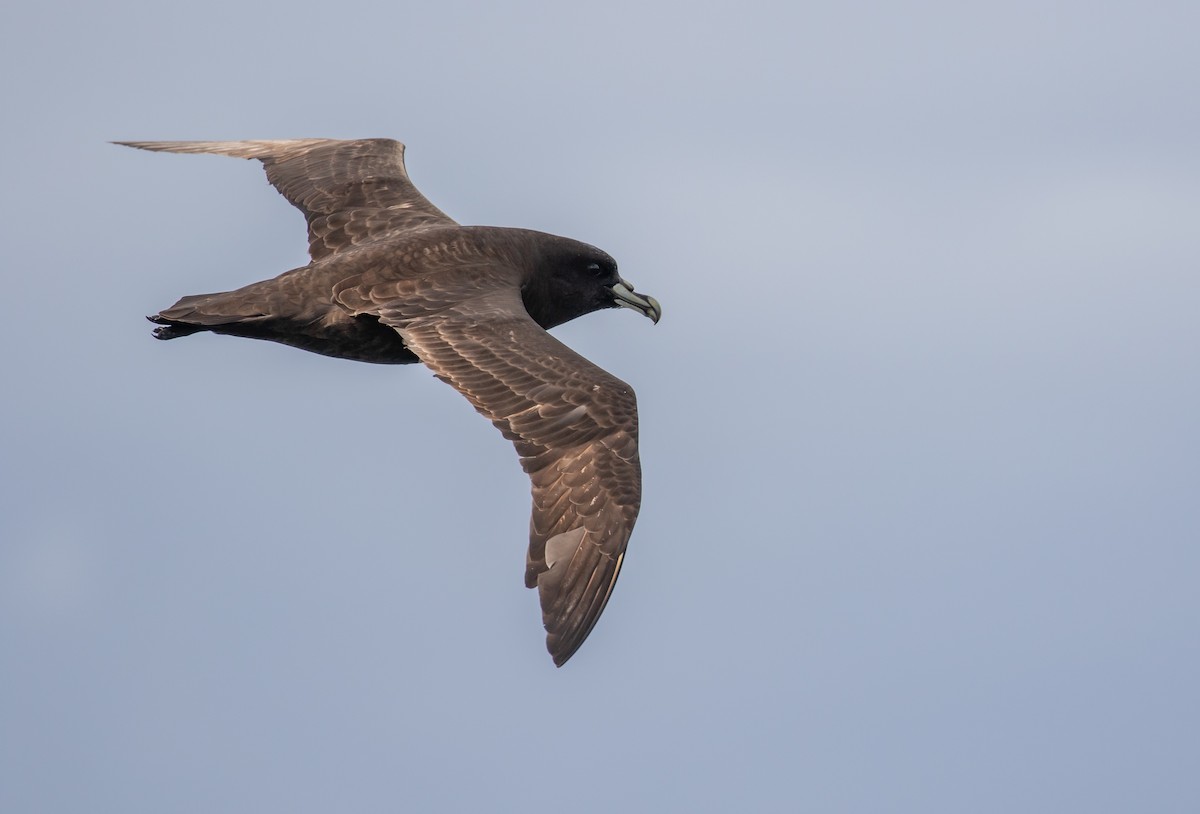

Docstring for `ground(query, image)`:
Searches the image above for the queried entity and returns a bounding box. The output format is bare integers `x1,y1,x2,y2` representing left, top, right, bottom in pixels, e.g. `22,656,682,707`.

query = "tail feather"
144,281,418,364
147,291,268,340
146,315,204,340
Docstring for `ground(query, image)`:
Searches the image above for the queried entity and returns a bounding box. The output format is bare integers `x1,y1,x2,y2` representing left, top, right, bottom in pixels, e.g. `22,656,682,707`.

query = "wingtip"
547,633,586,667
108,139,309,159
108,138,386,161
111,141,193,154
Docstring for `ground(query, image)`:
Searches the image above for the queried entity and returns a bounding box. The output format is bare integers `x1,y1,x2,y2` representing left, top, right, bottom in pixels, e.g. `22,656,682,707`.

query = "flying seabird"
117,138,661,666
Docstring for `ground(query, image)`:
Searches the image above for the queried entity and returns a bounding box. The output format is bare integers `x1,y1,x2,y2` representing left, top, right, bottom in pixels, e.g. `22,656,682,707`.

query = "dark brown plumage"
118,138,660,666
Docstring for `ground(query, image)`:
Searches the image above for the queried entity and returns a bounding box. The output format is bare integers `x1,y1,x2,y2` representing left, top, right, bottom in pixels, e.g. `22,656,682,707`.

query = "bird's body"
150,225,610,364
119,138,659,666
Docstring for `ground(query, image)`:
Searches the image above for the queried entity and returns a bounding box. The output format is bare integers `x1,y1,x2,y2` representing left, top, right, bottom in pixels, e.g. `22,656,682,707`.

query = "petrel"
118,138,660,666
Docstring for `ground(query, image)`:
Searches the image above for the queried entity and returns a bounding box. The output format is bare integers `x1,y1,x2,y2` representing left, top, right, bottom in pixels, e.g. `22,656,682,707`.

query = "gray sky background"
2,1,1198,811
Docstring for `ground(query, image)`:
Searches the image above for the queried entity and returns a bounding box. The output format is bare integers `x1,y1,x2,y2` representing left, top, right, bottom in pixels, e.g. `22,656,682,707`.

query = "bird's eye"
586,262,605,277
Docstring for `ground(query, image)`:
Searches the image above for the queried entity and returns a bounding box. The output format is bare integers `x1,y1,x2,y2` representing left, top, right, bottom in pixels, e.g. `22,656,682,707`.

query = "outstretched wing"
339,273,642,666
115,138,456,261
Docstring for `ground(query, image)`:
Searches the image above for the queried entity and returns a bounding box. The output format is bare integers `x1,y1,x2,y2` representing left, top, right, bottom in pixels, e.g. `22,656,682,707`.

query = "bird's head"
525,237,661,330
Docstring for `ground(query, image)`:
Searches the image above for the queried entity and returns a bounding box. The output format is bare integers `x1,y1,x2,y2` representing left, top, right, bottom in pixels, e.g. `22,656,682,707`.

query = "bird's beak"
611,279,662,324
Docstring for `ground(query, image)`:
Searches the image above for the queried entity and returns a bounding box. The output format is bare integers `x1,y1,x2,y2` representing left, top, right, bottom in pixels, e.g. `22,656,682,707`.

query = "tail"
147,291,267,341
147,315,205,340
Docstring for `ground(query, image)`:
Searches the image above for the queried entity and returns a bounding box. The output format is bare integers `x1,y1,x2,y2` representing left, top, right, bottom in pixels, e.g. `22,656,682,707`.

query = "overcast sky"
2,1,1198,811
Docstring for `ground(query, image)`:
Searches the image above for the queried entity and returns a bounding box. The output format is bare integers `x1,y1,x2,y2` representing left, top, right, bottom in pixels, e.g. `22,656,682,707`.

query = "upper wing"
115,138,456,261
339,273,642,666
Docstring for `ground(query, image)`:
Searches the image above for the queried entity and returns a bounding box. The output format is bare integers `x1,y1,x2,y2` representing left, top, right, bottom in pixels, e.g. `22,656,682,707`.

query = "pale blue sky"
2,1,1198,811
